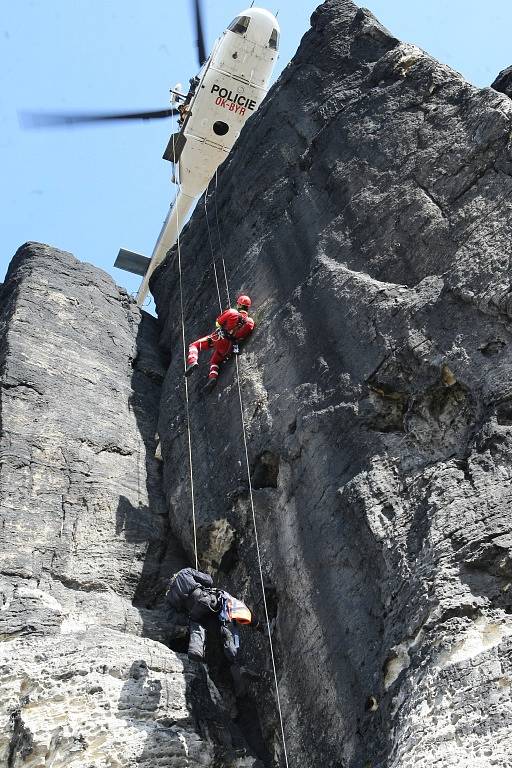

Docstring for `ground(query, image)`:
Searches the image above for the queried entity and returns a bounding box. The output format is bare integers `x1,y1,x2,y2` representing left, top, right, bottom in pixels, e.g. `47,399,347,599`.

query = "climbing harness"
172,126,199,570
204,173,291,768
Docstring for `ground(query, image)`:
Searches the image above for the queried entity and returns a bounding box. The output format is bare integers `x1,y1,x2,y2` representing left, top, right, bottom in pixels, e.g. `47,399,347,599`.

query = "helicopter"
22,2,280,306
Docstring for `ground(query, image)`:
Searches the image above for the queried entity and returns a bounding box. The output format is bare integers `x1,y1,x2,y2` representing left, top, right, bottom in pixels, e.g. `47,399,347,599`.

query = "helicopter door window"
269,29,279,51
228,16,250,35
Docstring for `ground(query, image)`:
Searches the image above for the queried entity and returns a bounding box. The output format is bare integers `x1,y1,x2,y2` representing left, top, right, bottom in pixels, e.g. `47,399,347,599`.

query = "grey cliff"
151,0,512,766
0,244,259,765
2,0,512,766
492,65,512,100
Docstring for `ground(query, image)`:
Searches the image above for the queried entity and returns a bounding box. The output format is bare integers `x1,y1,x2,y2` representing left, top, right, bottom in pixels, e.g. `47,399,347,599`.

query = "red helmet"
237,294,251,309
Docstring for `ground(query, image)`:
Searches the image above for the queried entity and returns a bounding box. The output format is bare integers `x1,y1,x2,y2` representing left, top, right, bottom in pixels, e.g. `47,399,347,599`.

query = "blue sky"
1,1,511,299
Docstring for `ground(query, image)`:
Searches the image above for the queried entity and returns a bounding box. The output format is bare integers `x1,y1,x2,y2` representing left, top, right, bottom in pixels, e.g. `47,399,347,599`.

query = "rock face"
0,244,259,765
0,631,212,767
4,1,512,766
0,244,170,630
492,65,512,99
150,1,512,766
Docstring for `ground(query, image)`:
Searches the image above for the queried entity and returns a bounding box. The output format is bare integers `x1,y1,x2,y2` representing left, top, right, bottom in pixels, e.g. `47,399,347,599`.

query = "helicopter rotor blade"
19,107,181,129
193,0,208,67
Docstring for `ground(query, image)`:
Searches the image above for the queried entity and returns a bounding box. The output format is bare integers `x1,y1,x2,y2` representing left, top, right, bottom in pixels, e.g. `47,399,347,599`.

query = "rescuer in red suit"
185,295,254,391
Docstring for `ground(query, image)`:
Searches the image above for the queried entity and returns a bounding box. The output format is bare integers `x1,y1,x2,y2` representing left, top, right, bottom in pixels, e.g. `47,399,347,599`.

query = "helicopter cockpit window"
228,16,250,35
269,29,279,50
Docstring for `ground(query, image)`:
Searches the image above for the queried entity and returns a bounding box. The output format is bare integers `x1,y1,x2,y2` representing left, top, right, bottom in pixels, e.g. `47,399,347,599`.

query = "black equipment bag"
166,568,214,611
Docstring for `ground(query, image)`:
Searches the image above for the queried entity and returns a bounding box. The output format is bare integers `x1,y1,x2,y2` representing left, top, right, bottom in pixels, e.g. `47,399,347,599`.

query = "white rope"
168,130,289,764
214,168,231,307
172,128,199,570
211,172,291,768
234,358,291,768
204,186,223,313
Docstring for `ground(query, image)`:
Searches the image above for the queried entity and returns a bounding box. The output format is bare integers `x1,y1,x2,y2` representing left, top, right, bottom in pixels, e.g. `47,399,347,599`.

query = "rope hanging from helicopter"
204,172,291,768
204,191,224,311
172,127,199,571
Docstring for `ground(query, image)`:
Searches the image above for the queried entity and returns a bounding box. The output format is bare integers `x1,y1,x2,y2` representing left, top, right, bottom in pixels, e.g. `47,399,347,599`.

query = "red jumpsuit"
187,308,255,381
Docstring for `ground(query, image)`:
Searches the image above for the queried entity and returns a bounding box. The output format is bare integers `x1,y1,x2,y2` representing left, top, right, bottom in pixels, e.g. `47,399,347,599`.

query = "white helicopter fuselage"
179,13,277,196
130,8,280,305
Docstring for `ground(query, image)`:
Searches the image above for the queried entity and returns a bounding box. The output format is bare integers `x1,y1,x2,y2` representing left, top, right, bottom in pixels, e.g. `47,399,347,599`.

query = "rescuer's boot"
185,362,198,377
204,377,217,393
188,622,206,662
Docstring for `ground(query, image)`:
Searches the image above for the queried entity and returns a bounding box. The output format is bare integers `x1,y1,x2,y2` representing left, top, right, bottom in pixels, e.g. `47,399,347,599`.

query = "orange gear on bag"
228,597,253,624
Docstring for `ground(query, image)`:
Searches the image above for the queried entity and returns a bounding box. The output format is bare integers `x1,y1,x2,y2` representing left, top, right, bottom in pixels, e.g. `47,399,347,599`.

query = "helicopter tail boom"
136,189,197,306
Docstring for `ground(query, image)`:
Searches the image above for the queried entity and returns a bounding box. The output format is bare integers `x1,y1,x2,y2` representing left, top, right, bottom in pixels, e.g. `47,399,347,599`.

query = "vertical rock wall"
151,1,512,766
0,243,168,636
3,0,512,765
0,244,257,766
